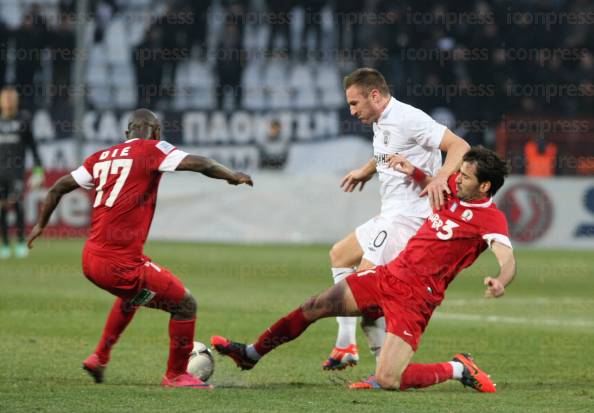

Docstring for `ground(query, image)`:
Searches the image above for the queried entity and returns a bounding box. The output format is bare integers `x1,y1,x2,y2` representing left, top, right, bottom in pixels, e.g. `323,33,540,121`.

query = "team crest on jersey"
450,202,458,213
383,130,390,145
461,209,473,222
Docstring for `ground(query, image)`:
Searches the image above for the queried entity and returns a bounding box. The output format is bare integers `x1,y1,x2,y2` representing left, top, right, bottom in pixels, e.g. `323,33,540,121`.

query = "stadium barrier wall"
150,174,594,249
20,172,594,249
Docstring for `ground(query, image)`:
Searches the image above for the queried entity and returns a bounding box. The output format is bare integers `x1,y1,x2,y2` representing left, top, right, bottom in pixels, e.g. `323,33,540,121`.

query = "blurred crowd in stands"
1,0,594,150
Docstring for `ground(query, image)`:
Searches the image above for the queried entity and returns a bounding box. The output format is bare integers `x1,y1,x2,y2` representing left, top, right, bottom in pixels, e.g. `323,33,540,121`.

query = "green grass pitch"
1,240,593,412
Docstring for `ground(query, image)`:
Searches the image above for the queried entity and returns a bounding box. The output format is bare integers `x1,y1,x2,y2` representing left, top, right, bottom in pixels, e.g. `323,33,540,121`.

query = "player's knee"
176,293,197,319
329,243,346,267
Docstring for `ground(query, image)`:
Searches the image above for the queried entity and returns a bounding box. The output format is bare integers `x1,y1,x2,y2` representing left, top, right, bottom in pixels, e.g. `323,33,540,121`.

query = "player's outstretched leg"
213,281,362,370
324,233,362,370
83,297,138,383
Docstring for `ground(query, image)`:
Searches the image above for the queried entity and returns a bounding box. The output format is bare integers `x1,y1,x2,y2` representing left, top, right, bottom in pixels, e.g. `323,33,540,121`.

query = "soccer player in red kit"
212,147,516,392
27,109,253,389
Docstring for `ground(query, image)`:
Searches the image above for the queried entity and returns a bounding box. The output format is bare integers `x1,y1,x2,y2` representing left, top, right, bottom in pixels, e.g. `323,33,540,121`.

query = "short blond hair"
343,68,390,96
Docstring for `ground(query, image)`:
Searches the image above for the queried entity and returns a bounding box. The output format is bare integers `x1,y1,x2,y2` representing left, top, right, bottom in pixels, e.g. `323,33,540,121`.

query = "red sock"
95,298,138,364
399,363,453,390
254,308,312,357
166,318,195,378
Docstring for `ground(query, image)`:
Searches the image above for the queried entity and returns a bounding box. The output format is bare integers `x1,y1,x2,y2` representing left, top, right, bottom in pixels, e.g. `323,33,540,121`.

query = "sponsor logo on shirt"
462,209,473,222
374,152,390,166
156,140,175,155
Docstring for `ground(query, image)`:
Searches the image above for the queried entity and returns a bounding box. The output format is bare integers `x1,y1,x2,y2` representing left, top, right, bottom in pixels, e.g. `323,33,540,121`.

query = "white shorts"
355,215,425,265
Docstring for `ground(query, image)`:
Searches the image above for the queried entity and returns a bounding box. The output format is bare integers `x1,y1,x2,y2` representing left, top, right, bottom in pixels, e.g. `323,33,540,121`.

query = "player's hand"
387,154,414,176
229,172,253,186
483,277,505,298
420,175,450,210
340,168,373,192
27,224,44,249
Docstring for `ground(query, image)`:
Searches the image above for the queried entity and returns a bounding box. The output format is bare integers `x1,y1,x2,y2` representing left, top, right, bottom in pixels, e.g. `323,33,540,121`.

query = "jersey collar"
124,138,139,143
459,197,493,208
378,97,396,122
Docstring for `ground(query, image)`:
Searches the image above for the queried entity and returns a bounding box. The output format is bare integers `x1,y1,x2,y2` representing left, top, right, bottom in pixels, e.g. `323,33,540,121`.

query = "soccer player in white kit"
323,68,470,370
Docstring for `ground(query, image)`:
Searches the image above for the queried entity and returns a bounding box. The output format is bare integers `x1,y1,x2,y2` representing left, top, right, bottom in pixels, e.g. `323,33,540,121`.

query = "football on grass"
187,341,215,381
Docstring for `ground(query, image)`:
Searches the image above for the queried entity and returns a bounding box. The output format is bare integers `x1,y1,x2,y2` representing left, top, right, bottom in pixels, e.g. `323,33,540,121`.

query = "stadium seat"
186,61,215,109
104,17,129,65
290,64,317,109
0,1,22,27
264,59,292,109
114,86,137,109
242,61,266,110
316,64,343,108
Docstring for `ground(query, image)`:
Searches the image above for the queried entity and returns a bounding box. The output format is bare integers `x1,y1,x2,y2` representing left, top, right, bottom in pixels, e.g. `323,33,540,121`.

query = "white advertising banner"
493,176,594,249
150,174,594,249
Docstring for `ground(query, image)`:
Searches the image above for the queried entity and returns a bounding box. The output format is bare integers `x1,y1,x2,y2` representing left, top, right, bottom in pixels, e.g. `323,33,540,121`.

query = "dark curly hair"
463,147,510,196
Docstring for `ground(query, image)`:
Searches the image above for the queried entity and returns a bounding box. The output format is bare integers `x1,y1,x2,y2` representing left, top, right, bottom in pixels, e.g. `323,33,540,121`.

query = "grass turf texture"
1,240,593,413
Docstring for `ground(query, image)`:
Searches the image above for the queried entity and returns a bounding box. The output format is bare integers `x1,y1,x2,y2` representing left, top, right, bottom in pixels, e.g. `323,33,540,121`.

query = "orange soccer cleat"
210,335,257,370
322,344,359,370
349,375,381,390
452,353,496,393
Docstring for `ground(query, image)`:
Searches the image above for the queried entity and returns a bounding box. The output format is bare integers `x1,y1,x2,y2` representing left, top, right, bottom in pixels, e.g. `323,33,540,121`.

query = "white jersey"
373,97,446,219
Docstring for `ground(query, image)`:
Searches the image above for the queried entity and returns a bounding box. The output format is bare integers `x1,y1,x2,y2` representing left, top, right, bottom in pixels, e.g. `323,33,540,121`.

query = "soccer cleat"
82,354,107,383
349,375,381,390
453,353,496,393
322,344,359,370
210,336,257,370
0,246,10,259
161,373,213,389
14,243,28,259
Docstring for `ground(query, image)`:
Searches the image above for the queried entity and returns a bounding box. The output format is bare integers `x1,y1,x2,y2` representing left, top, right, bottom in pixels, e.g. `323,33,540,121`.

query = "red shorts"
346,265,437,351
82,247,185,307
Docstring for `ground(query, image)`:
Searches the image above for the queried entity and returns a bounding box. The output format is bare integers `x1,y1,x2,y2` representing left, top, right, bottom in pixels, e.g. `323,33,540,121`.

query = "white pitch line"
444,297,594,306
433,312,594,328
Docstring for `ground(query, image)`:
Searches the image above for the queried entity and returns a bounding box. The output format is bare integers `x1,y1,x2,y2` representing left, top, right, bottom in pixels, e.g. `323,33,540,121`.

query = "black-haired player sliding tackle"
212,147,516,391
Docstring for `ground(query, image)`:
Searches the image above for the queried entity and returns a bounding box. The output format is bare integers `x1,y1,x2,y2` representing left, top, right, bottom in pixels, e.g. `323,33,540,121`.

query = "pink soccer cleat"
82,354,107,383
161,373,213,389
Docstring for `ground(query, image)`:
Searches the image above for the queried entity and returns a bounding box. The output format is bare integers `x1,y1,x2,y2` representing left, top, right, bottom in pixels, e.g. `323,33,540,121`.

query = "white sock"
449,361,464,380
245,344,261,361
331,267,357,348
361,316,385,359
331,267,354,284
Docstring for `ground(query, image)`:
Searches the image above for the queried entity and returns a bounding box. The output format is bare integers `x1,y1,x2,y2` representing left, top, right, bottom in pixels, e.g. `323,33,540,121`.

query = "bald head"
0,87,19,118
126,108,161,140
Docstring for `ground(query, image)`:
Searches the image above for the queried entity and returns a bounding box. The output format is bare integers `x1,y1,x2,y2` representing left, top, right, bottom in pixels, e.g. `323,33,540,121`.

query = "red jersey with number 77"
385,174,512,304
70,138,188,262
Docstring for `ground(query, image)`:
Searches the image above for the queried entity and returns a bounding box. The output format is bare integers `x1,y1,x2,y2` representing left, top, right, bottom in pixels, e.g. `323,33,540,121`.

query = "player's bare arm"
27,174,80,248
484,241,516,299
420,129,470,210
340,158,377,192
176,155,253,186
